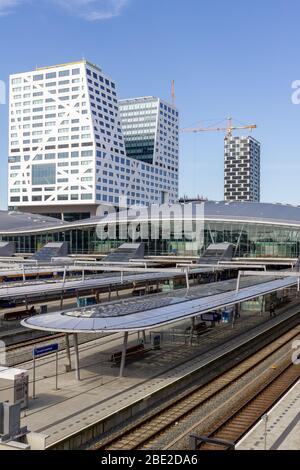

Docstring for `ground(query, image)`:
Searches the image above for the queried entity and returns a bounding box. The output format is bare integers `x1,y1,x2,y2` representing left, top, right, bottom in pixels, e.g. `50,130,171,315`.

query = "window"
81,150,93,157
32,163,56,185
46,72,56,79
33,74,43,81
59,70,70,77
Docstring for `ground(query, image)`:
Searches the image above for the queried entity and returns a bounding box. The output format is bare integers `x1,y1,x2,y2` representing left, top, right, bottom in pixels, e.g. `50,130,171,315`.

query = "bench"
111,344,151,366
185,322,211,337
132,287,146,297
3,308,37,322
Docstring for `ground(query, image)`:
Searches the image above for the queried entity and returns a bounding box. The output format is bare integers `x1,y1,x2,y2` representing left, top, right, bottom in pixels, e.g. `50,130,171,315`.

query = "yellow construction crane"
181,117,257,137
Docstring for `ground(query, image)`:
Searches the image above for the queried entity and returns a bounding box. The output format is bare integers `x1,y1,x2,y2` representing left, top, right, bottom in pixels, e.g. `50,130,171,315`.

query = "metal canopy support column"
189,316,195,346
60,292,64,309
73,333,80,381
119,331,129,378
142,330,146,344
236,271,241,292
185,269,190,290
65,333,72,372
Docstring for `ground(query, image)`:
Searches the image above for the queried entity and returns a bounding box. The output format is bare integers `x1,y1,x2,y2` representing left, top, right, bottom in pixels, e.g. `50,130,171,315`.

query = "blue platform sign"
33,343,59,357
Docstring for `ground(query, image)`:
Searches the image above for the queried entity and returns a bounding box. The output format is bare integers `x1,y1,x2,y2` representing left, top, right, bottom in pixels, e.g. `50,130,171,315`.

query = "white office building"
8,60,179,220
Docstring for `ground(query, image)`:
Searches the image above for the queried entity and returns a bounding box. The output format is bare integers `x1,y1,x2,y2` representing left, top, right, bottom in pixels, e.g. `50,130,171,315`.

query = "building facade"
119,97,179,203
8,60,179,220
224,135,260,202
1,201,300,259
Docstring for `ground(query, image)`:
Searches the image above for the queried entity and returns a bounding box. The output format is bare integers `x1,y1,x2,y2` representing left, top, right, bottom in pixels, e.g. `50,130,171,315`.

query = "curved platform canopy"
22,276,297,334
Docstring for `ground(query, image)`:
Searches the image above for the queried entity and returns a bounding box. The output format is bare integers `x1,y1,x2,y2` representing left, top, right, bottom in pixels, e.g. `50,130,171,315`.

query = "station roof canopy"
22,276,297,334
3,201,300,235
0,268,210,300
0,210,66,233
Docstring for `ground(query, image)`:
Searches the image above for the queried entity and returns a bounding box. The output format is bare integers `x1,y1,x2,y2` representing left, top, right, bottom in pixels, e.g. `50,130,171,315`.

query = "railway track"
91,325,300,451
197,360,300,450
6,333,65,352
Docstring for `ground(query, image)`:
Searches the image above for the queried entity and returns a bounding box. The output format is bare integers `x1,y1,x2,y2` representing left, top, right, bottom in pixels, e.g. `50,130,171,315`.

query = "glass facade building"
119,97,158,164
1,202,300,259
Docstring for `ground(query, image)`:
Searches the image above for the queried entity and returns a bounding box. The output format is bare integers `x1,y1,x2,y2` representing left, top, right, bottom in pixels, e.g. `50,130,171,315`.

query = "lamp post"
262,413,269,450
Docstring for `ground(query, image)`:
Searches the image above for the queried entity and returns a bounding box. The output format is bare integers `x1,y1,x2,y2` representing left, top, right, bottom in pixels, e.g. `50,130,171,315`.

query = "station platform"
9,300,300,448
237,379,300,450
0,275,274,352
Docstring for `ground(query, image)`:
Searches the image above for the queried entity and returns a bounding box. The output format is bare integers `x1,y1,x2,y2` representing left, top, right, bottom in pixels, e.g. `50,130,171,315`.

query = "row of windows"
32,68,80,82
86,67,115,89
10,193,93,203
120,102,158,111
11,78,81,95
159,102,179,117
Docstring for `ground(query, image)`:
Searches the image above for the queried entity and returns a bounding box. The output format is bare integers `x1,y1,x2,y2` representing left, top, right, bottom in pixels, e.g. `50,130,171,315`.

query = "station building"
1,201,300,259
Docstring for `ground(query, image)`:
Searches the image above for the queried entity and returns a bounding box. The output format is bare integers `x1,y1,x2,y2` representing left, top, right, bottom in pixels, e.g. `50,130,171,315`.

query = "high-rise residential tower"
8,60,179,220
224,135,260,202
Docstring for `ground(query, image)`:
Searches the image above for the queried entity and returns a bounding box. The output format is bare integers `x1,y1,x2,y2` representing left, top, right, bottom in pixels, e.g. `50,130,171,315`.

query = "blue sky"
0,0,300,208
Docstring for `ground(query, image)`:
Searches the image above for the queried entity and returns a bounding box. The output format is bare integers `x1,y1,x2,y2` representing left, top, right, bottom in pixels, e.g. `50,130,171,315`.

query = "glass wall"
32,163,56,185
1,220,300,258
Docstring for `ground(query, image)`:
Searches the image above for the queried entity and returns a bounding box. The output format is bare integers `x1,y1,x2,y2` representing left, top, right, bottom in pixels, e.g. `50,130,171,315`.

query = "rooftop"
2,201,300,235
11,59,103,76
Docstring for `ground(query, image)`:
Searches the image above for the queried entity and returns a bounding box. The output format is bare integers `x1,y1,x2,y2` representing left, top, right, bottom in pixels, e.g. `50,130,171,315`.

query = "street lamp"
262,413,269,450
